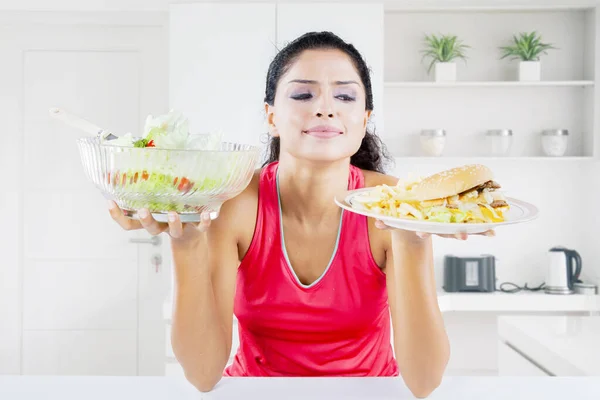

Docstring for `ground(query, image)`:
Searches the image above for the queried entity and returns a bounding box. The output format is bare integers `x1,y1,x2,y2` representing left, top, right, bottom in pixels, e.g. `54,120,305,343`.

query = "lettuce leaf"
424,206,468,223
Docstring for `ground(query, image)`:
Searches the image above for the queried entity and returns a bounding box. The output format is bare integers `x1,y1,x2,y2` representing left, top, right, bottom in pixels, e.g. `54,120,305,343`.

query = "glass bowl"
77,137,261,222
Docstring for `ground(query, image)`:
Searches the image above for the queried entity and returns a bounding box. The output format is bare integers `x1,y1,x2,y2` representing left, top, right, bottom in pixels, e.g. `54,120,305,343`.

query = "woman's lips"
302,125,343,138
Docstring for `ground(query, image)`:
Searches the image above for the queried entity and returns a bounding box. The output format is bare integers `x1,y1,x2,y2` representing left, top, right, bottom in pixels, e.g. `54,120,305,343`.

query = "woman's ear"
265,103,279,137
363,110,372,132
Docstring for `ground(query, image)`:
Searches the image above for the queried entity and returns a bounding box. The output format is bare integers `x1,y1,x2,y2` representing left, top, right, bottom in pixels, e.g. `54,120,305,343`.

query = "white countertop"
163,291,600,321
1,376,600,400
498,316,600,376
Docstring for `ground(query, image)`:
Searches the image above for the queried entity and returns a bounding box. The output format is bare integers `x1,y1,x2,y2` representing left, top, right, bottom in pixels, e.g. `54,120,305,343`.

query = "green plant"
421,33,470,73
499,31,557,61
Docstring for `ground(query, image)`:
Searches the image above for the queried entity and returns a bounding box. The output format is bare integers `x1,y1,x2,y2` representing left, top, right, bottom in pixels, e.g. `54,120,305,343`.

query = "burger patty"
461,180,501,194
477,180,501,190
446,200,507,209
431,180,506,210
490,200,508,208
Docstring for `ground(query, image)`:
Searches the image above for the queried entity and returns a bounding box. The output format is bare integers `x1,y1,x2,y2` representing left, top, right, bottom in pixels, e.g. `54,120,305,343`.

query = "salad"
100,111,242,214
104,110,223,150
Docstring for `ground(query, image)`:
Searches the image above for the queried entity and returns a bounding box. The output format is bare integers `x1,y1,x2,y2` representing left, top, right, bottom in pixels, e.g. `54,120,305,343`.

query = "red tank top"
223,161,399,377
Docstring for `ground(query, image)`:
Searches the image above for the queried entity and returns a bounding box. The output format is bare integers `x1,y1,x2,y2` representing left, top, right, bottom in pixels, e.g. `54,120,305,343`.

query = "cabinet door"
276,3,385,136
169,3,277,148
0,12,169,377
497,341,550,376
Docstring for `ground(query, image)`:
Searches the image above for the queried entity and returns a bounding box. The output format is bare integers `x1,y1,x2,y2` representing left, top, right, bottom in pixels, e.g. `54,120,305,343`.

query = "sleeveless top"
223,161,399,377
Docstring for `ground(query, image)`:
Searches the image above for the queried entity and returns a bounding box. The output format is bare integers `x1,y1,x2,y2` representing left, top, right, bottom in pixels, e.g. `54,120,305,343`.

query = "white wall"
169,2,277,147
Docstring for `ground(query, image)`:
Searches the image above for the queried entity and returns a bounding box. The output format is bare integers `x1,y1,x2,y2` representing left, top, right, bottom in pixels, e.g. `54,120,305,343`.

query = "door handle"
152,254,163,273
129,236,162,246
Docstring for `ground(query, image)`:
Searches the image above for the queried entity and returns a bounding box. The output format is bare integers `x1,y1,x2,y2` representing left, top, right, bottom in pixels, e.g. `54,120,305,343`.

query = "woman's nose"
316,112,334,118
315,93,334,118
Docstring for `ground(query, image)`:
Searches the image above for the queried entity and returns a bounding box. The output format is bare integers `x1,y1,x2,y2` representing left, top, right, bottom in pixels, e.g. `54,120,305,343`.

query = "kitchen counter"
498,316,600,376
1,376,600,399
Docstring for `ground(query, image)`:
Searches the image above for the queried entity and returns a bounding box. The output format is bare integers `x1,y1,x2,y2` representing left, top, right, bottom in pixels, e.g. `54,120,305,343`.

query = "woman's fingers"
168,211,212,239
167,212,183,238
454,232,468,240
372,219,495,240
109,201,213,239
374,220,389,230
137,208,167,236
197,212,213,232
443,230,494,240
108,200,142,231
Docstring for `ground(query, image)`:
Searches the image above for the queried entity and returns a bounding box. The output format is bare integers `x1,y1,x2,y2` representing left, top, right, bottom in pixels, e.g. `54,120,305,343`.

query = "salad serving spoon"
49,107,119,141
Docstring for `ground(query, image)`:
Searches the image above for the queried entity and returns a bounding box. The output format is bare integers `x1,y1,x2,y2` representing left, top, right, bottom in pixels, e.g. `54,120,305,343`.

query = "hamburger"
353,164,509,224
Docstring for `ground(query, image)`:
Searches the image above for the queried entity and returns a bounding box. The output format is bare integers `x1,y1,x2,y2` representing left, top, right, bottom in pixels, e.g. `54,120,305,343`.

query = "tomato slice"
177,177,193,193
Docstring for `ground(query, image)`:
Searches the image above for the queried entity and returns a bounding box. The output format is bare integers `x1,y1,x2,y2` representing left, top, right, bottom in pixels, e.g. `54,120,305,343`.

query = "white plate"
335,188,539,235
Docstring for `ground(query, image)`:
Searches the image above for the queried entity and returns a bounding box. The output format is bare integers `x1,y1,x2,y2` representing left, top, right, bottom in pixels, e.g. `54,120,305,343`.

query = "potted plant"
421,33,470,82
499,31,557,81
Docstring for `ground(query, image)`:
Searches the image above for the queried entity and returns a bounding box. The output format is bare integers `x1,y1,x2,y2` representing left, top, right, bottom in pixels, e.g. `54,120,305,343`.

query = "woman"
108,32,491,398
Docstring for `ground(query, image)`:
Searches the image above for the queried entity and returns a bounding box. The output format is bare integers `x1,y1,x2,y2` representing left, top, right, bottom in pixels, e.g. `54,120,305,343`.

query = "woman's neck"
276,155,351,223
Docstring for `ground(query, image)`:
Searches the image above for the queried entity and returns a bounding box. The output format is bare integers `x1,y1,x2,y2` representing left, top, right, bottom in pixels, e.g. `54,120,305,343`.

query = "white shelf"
438,291,600,313
385,81,595,88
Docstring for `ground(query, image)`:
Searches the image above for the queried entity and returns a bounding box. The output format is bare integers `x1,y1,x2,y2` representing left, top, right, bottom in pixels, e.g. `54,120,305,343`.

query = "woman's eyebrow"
335,80,359,85
287,79,359,85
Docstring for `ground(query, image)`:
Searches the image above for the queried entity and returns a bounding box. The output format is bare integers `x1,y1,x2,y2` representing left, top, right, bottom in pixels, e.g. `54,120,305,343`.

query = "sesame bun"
410,164,495,201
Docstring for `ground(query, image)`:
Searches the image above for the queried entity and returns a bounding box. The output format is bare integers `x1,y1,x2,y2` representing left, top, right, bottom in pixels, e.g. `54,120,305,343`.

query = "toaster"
443,255,496,292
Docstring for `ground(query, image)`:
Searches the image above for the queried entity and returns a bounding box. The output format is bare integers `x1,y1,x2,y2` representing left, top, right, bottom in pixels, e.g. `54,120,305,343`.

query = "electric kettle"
545,246,583,294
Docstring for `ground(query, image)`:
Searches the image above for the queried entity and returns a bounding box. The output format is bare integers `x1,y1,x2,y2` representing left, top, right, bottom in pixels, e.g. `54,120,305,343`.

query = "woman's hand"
107,200,211,243
374,219,495,240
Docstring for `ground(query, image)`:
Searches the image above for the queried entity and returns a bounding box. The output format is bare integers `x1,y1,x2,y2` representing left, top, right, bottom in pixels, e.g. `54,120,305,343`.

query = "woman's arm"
170,191,250,392
108,198,240,392
386,230,450,398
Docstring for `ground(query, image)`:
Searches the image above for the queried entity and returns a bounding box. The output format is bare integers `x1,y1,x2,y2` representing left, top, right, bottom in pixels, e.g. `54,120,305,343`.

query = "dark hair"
262,31,393,173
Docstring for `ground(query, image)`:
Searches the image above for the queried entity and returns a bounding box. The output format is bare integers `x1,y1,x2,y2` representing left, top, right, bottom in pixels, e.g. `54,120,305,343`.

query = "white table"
1,376,600,399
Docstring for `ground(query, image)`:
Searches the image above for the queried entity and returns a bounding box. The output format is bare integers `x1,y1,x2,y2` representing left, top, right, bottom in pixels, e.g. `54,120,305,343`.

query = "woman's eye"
336,94,356,102
291,93,313,101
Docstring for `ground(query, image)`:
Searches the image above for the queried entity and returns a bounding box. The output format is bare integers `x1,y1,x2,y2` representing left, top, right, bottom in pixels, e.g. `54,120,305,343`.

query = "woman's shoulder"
361,169,399,188
210,168,261,238
357,169,396,269
219,168,261,217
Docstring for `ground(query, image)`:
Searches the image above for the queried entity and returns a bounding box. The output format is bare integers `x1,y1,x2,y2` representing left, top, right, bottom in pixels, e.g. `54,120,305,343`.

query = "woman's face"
266,49,371,164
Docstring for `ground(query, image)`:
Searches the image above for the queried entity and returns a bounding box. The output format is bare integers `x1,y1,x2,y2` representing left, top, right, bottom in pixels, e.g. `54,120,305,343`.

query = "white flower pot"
434,62,456,82
519,61,541,81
